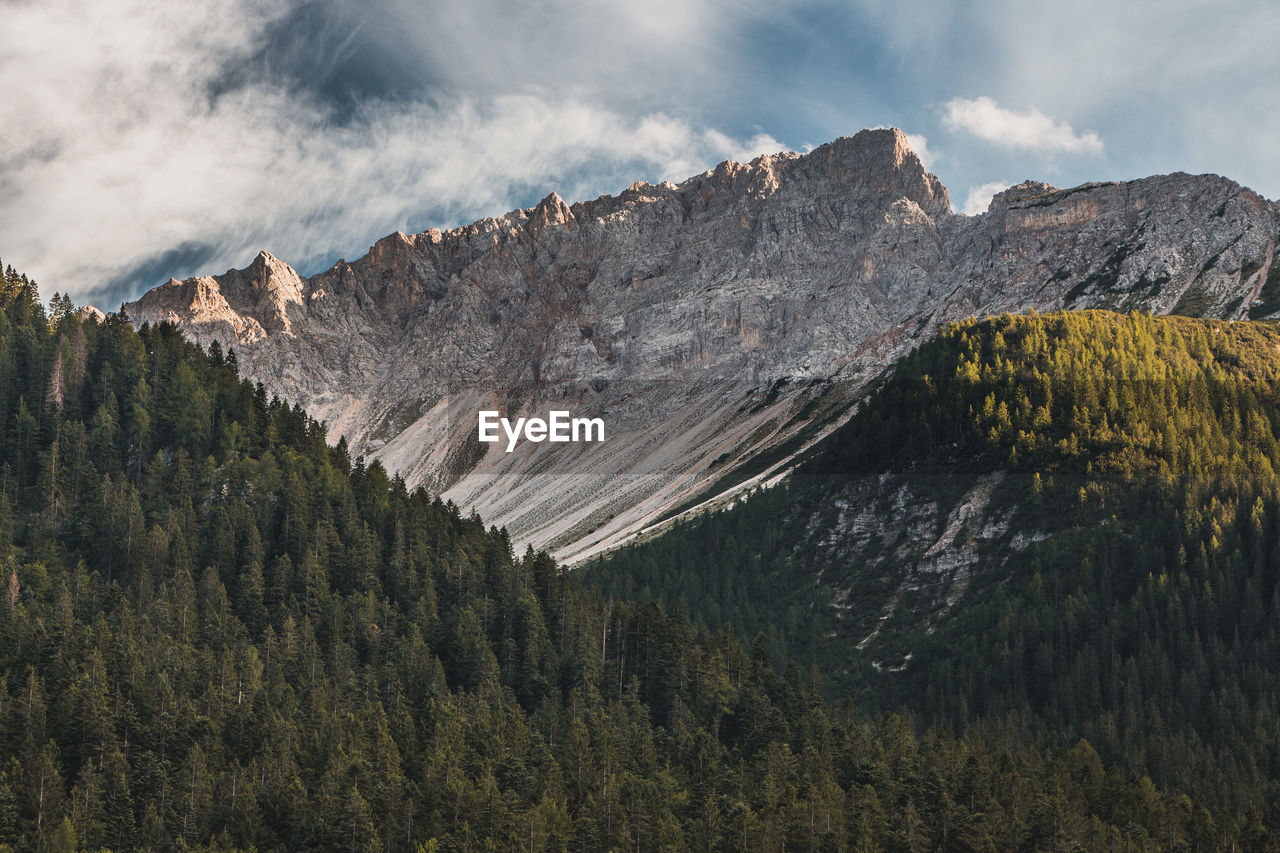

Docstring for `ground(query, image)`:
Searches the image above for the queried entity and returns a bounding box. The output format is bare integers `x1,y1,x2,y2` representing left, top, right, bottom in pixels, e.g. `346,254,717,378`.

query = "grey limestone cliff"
125,128,1280,561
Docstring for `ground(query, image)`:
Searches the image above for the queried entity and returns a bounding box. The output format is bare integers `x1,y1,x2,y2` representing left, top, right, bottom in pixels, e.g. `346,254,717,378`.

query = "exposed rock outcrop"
124,128,1280,561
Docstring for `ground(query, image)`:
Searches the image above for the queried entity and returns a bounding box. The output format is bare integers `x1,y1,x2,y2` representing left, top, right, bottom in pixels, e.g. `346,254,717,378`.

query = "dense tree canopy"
590,310,1280,826
0,268,1266,850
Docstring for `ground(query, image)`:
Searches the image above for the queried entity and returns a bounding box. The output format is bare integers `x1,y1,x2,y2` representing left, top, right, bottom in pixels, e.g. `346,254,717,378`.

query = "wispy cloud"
942,96,1103,155
0,0,787,307
961,181,1011,216
904,134,937,172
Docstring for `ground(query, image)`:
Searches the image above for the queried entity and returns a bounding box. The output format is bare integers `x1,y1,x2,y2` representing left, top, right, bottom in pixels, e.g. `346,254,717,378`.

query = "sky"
2,0,1279,308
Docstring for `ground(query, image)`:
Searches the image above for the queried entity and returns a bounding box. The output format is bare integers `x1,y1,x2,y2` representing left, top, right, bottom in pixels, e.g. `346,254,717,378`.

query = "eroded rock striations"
125,128,1280,561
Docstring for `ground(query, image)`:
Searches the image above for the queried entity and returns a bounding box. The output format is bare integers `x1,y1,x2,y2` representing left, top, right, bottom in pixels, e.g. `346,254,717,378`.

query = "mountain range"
123,128,1280,562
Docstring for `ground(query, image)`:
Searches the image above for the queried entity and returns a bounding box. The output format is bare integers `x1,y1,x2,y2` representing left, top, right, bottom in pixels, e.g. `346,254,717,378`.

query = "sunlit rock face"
126,128,1280,561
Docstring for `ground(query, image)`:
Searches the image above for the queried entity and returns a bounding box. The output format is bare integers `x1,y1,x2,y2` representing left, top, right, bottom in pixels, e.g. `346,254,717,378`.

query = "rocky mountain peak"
241,251,306,324
811,128,951,220
126,249,306,348
986,180,1060,211
76,305,106,323
529,191,575,232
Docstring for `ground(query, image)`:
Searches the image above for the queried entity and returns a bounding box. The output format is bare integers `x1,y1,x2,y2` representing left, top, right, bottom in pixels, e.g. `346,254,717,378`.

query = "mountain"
588,309,1280,814
2,264,1242,851
124,128,1280,562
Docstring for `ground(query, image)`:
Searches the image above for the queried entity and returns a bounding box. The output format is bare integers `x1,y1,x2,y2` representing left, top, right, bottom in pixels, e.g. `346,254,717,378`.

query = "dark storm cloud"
211,1,439,114
97,241,221,311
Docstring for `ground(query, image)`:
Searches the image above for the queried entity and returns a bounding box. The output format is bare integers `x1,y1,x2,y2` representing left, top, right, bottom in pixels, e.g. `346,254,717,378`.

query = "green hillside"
588,310,1280,819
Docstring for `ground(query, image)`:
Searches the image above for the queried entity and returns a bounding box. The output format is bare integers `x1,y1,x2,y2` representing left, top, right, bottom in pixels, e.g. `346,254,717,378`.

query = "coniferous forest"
590,310,1280,839
0,263,1275,851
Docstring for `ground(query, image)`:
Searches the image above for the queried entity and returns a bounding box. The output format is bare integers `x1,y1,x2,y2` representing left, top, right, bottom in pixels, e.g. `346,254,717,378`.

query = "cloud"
903,133,934,170
13,0,1280,311
0,0,788,308
942,96,1103,155
961,181,1011,216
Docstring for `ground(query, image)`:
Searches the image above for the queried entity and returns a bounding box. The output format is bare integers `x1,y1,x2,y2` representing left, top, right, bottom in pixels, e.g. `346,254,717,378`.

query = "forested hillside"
1,269,1255,849
589,310,1280,824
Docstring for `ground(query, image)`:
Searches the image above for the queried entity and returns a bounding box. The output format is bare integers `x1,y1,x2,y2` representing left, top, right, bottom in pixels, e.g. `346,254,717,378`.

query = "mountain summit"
125,128,1280,560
